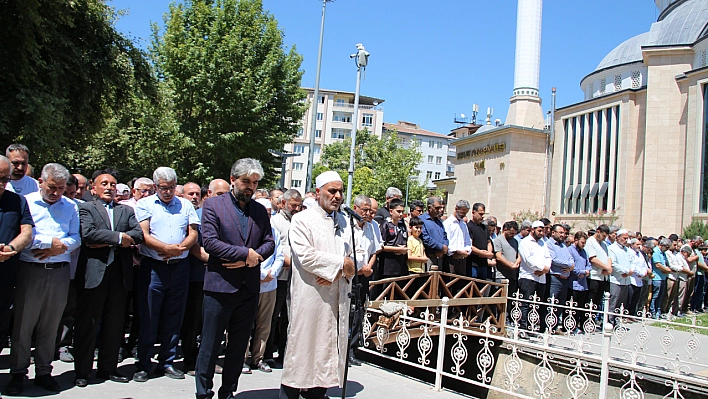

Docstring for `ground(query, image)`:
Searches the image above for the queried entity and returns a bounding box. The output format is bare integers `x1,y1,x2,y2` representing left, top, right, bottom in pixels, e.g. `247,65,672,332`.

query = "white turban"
315,170,342,189
532,221,545,228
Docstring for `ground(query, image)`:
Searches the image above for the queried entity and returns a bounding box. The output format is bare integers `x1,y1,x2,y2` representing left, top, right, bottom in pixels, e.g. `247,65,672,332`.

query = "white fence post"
599,291,612,399
434,297,449,391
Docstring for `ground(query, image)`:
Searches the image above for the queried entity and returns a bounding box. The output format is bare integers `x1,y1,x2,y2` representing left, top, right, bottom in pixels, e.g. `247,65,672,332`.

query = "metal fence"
359,287,708,398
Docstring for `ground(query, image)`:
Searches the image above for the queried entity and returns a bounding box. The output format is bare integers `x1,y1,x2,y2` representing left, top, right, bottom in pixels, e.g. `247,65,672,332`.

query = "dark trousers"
136,257,190,372
549,275,570,330
608,284,630,325
518,278,546,331
196,289,259,399
690,274,705,311
470,265,492,281
265,279,289,361
180,281,204,372
628,285,642,317
279,385,328,399
124,267,141,352
74,261,128,377
572,290,590,329
56,279,77,349
0,285,14,349
587,279,609,314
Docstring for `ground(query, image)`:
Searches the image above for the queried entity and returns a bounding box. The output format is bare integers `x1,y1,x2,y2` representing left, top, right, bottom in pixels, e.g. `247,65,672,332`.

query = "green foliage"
152,0,307,183
0,0,154,167
510,209,544,226
318,129,427,203
583,208,621,230
683,218,708,240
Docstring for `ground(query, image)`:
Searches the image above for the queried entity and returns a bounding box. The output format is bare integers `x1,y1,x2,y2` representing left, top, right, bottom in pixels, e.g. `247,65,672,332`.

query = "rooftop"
302,87,385,106
383,121,450,139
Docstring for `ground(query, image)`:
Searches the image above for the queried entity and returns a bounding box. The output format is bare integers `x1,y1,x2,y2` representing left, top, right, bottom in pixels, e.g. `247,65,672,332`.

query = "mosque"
438,0,708,235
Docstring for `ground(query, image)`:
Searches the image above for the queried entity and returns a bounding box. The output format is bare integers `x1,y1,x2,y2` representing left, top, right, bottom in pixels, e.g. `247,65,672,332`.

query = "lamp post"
404,174,418,212
345,43,369,207
305,0,333,193
270,150,300,189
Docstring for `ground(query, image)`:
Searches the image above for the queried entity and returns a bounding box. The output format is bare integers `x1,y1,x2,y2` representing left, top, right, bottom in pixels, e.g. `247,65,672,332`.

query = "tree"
317,129,428,203
0,0,154,167
152,0,307,183
683,218,708,240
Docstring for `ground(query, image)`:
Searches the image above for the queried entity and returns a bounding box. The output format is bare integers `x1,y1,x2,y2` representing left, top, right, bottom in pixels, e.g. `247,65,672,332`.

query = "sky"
110,0,659,135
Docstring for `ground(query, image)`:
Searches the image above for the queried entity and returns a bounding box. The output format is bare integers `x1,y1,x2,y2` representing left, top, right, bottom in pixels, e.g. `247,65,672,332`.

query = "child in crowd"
407,217,428,273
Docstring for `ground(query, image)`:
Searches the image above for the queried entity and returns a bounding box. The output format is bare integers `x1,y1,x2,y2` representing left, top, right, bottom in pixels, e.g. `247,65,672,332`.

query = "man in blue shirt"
651,238,672,318
546,224,574,331
134,167,199,382
420,197,448,272
569,231,591,331
7,163,80,395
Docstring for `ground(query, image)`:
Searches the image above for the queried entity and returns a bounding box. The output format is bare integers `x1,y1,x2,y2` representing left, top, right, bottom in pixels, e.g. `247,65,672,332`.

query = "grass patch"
650,312,708,335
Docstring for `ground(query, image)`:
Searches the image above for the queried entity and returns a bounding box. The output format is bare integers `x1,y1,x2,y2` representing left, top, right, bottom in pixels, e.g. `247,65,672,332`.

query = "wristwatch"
6,244,14,251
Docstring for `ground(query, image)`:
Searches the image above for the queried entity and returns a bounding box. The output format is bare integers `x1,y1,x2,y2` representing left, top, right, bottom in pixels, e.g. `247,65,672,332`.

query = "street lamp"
269,150,300,189
305,0,334,193
345,43,369,207
404,174,418,212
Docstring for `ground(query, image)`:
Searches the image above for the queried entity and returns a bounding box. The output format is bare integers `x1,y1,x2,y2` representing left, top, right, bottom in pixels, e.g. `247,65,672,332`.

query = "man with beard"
280,171,356,399
269,189,283,216
420,197,448,272
265,189,303,364
195,158,274,399
134,167,199,382
5,144,39,196
517,221,551,331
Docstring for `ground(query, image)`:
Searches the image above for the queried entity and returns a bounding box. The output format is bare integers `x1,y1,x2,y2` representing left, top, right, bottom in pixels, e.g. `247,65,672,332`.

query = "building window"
589,83,594,98
335,98,346,106
600,78,606,95
429,140,434,148
293,162,303,171
702,50,707,68
314,145,321,155
614,74,622,91
631,71,641,89
293,145,306,154
437,141,443,149
332,112,352,123
331,128,351,140
316,113,323,121
426,171,433,180
560,105,620,215
296,128,303,137
436,156,442,165
291,180,302,188
434,172,441,180
315,130,321,138
319,96,325,104
362,113,373,127
428,155,434,164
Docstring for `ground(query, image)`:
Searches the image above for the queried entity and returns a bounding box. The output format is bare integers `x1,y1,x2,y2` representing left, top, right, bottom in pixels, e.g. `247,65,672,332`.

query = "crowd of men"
0,142,706,399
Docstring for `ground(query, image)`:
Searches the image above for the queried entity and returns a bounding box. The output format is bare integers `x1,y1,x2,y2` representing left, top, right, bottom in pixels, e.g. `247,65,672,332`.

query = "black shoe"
133,371,149,383
117,348,124,364
96,371,130,383
74,377,88,388
5,373,24,395
34,374,61,392
156,365,184,380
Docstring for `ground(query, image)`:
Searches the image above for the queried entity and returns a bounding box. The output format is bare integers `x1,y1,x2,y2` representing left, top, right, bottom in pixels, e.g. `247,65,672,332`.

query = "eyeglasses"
138,188,155,195
157,185,176,192
358,208,373,214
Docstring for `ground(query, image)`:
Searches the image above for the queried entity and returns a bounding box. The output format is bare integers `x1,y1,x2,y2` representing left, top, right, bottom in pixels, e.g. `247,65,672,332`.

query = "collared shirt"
569,244,590,291
351,220,380,271
651,247,668,281
443,216,471,256
259,227,284,293
6,175,39,196
420,213,448,255
271,210,293,281
585,236,610,281
518,235,551,284
630,249,648,287
696,250,706,276
135,194,200,261
467,221,490,268
607,242,631,285
21,191,80,264
546,238,574,277
514,233,525,244
666,250,688,281
119,197,138,209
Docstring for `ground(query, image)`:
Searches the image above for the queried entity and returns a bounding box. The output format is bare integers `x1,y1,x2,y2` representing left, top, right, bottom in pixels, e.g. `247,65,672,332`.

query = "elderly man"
280,171,356,399
5,144,39,196
517,221,551,331
116,184,131,202
265,189,302,365
207,179,230,198
6,163,80,395
73,174,89,200
0,156,34,354
420,197,449,272
184,182,202,210
134,167,199,382
515,220,533,244
467,203,494,280
73,170,144,387
443,200,472,276
120,177,155,209
607,229,634,325
270,189,283,216
195,159,274,399
374,186,402,225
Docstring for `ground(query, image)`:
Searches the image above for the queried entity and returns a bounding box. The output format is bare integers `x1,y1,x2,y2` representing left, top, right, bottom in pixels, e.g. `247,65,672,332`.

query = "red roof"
383,121,449,139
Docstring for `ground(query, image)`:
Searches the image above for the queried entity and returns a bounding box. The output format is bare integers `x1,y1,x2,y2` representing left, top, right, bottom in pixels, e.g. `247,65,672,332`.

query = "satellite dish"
460,113,466,119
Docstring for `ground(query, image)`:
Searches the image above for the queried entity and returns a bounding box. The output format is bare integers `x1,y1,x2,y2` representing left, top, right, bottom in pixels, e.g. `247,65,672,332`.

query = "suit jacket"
76,199,144,290
201,193,274,294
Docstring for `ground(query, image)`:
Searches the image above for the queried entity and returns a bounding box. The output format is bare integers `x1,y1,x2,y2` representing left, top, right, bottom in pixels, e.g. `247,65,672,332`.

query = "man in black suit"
72,171,144,387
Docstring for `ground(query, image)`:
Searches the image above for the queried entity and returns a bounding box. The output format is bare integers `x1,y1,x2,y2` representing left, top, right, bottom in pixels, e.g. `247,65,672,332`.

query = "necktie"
105,202,115,265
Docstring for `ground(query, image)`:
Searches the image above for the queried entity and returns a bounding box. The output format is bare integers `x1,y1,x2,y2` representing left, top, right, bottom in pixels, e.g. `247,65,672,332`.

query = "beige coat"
281,206,352,389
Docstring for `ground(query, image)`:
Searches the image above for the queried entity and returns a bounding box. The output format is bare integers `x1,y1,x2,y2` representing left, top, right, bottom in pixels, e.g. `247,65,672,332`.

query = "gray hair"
6,143,30,157
643,240,656,250
694,236,704,242
681,244,693,254
282,188,302,202
354,194,372,207
385,187,402,199
134,177,154,188
0,155,10,169
41,163,70,182
230,158,264,179
520,220,533,229
456,199,470,209
609,225,620,234
427,196,442,207
659,238,672,247
153,167,177,184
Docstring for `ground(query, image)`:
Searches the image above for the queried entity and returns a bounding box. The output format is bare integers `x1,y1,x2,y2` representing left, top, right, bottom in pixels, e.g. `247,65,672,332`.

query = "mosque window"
631,71,641,89
614,74,622,91
600,78,606,95
702,50,707,68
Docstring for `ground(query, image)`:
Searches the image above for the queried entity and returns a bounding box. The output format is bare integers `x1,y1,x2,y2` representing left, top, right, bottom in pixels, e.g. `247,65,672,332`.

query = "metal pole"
345,64,362,207
599,291,612,399
305,0,329,192
543,87,557,218
404,177,410,212
434,297,449,391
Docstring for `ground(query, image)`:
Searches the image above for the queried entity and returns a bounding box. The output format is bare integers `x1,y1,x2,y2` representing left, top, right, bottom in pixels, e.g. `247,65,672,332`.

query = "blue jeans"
650,279,665,317
690,274,705,311
137,257,190,372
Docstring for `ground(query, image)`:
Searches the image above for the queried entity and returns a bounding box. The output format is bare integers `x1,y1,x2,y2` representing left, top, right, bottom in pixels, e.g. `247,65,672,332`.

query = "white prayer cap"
302,197,318,210
531,221,544,228
255,198,271,210
315,171,342,189
116,183,130,194
617,229,629,235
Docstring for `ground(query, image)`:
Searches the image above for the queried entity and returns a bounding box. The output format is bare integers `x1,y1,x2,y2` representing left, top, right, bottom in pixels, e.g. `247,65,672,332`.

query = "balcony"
332,102,382,111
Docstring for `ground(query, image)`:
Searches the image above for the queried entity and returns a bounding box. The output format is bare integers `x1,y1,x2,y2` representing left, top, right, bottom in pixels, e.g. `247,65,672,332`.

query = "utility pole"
345,43,369,207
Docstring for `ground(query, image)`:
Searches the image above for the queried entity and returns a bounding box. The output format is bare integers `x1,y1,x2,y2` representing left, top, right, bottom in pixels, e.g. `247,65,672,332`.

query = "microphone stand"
342,211,363,399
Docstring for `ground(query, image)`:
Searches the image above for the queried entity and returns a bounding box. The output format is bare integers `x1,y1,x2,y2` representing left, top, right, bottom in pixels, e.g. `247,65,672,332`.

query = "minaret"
505,0,546,129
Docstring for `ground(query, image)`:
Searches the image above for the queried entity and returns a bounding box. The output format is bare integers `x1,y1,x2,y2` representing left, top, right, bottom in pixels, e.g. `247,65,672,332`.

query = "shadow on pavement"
327,380,364,397
235,388,280,398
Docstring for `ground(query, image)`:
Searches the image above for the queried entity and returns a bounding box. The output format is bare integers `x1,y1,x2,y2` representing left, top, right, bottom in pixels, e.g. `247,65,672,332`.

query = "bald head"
208,179,230,198
184,182,201,209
